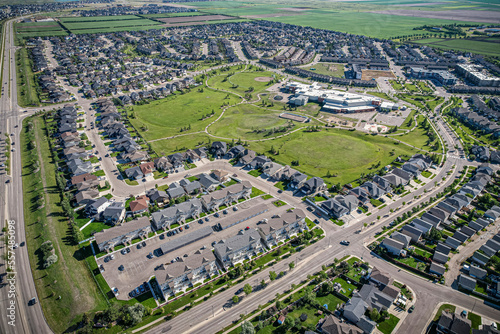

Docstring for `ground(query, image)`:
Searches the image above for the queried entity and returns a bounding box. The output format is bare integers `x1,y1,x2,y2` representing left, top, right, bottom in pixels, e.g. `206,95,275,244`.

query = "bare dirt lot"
362,70,395,80
158,14,235,24
368,9,500,24
255,76,273,82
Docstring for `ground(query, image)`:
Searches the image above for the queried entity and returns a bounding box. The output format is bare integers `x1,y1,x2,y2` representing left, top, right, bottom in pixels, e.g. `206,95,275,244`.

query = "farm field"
128,87,241,141
58,15,163,34
141,12,209,18
157,14,236,24
413,37,500,57
301,62,345,78
257,11,486,39
15,21,68,38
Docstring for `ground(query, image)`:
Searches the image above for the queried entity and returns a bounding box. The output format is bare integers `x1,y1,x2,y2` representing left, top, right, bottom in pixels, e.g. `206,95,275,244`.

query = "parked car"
233,206,238,211
199,219,204,224
408,305,415,313
185,224,190,229
223,210,228,214
179,227,183,232
142,241,146,247
235,288,244,295
139,285,145,293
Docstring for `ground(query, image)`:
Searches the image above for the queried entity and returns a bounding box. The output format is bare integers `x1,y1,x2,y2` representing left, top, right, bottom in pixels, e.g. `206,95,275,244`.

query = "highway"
0,18,52,334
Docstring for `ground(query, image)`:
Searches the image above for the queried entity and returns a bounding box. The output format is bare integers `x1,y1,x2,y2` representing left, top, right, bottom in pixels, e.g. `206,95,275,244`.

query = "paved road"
0,18,52,334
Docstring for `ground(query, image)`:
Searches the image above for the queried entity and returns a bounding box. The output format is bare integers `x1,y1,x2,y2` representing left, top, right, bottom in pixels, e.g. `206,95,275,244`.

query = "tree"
289,262,295,270
276,300,284,310
380,309,389,319
243,283,252,296
427,227,442,241
269,271,277,281
232,295,240,304
241,321,255,334
125,303,146,326
284,317,295,329
369,308,380,322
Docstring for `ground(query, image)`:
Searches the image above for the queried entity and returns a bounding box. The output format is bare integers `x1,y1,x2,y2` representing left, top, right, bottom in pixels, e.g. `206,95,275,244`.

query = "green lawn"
377,314,400,334
82,221,112,239
468,312,482,329
302,62,345,77
251,187,265,198
370,198,384,207
207,67,281,96
246,128,416,186
316,293,344,311
332,277,357,297
421,170,432,178
397,256,428,271
396,115,441,152
248,169,262,177
16,48,40,107
208,104,292,140
129,87,241,141
433,304,456,321
412,246,432,259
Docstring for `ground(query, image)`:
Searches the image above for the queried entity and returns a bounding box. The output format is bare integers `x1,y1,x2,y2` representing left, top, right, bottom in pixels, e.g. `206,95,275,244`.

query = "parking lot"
97,194,293,300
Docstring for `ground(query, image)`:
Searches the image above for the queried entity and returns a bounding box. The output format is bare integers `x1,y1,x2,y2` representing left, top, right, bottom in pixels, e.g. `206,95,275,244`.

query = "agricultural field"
157,14,238,26
413,37,500,57
58,15,163,34
301,62,345,78
15,20,68,38
128,86,241,141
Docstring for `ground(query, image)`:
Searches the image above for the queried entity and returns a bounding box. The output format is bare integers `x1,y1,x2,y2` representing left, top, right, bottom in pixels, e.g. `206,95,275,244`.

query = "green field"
207,67,280,96
414,37,500,57
396,115,441,152
15,21,68,39
245,129,416,185
16,48,40,107
141,12,209,18
207,104,293,140
128,87,241,141
258,11,486,39
57,15,163,34
302,62,345,78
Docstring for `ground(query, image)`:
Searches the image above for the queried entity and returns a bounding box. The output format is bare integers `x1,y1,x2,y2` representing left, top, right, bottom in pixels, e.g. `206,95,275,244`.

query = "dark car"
142,241,146,247
340,240,350,246
408,305,415,313
137,244,142,250
235,288,244,295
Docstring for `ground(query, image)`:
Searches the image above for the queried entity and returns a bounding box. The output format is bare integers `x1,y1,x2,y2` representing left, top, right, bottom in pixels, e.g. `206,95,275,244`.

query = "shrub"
43,254,58,269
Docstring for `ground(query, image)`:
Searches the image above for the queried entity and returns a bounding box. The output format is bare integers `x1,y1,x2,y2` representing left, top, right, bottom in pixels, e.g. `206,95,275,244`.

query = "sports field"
128,87,241,141
58,15,163,34
207,67,280,96
301,63,345,78
207,104,294,140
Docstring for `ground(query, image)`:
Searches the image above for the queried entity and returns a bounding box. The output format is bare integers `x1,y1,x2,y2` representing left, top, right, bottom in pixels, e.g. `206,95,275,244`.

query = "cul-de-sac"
1,1,500,334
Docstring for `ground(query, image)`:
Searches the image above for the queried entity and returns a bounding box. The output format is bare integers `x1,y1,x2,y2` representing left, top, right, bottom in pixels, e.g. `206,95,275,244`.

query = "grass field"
302,62,345,78
245,128,416,186
15,21,68,38
128,87,241,141
258,10,485,39
377,314,400,334
207,104,293,140
16,48,40,107
414,37,500,57
21,117,107,333
397,115,441,152
207,67,280,96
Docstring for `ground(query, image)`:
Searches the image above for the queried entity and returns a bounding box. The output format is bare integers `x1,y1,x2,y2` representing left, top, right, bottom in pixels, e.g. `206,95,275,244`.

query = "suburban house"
156,249,218,297
129,195,149,214
102,202,126,225
124,166,143,180
198,173,220,192
74,189,100,206
154,156,174,173
381,238,406,256
151,198,203,230
146,189,169,205
401,225,423,242
167,182,187,199
214,229,265,269
301,177,327,195
257,209,307,248
321,195,358,218
429,262,446,276
139,162,155,178
200,181,252,211
211,141,227,158
85,197,110,216
94,216,152,253
317,315,363,334
437,311,472,334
